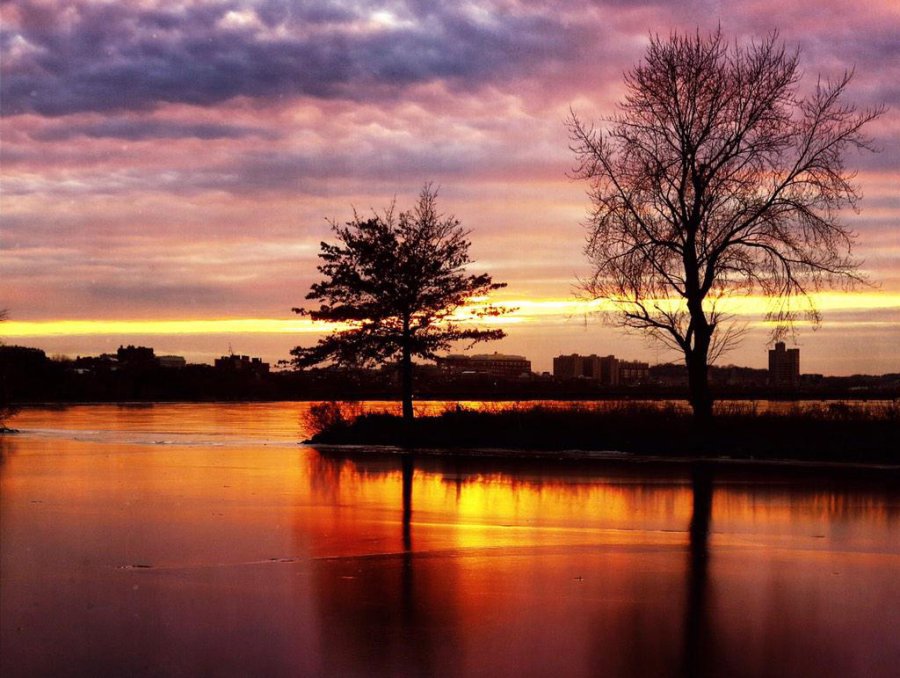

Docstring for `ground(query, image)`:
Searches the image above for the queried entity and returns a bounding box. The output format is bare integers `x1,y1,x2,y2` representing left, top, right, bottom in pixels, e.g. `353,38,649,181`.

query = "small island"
304,400,900,468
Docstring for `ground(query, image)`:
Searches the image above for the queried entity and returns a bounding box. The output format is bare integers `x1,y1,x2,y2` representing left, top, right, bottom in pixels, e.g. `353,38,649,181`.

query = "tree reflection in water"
401,453,415,636
683,462,714,677
402,454,414,553
304,448,899,677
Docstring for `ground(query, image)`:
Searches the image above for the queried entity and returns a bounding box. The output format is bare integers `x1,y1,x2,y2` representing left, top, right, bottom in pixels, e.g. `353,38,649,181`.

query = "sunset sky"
2,0,898,375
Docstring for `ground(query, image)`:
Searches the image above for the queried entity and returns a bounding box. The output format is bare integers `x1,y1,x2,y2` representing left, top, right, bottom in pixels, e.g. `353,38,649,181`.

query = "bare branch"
569,27,882,418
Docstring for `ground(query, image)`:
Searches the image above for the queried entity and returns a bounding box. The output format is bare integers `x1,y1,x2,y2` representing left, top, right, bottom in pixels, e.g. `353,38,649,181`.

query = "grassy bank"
306,401,900,464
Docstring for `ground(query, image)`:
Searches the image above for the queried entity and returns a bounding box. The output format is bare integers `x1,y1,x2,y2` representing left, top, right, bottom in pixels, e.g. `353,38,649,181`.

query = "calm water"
2,403,898,677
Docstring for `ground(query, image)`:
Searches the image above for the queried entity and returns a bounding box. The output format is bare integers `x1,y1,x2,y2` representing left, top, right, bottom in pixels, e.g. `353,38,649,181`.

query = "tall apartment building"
596,355,620,385
552,354,578,379
768,342,800,388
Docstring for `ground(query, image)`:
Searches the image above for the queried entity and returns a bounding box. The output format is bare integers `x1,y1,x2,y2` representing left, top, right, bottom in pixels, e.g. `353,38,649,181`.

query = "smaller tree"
292,185,508,422
0,309,19,430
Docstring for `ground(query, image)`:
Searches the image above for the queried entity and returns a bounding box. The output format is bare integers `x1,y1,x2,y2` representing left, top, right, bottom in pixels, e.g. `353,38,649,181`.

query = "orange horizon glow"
4,291,898,338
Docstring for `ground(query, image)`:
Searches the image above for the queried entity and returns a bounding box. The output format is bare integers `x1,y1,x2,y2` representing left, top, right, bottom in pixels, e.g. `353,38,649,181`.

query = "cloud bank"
2,0,898,373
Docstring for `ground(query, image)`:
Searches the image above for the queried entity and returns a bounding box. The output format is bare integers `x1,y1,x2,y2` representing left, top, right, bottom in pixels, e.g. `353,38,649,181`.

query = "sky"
1,0,898,375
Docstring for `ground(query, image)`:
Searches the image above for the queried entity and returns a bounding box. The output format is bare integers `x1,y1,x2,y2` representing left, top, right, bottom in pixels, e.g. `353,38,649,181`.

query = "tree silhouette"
0,309,18,430
568,28,882,422
292,185,508,422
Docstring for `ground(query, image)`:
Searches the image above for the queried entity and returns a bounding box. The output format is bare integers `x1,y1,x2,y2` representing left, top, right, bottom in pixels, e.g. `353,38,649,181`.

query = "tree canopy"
568,28,882,420
292,185,508,420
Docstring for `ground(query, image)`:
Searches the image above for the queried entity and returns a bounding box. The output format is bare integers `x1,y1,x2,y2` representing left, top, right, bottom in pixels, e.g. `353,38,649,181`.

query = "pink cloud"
2,0,897,373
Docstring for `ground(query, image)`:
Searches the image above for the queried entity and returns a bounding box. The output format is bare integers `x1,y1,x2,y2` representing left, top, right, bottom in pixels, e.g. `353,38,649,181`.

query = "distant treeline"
1,344,899,404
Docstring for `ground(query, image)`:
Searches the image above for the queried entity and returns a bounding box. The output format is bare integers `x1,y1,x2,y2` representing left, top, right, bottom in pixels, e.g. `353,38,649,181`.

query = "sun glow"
0,318,332,337
479,292,900,320
3,292,897,339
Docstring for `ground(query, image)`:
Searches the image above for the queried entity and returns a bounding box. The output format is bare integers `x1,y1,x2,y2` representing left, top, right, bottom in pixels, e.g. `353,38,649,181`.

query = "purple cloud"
30,119,277,142
1,0,580,117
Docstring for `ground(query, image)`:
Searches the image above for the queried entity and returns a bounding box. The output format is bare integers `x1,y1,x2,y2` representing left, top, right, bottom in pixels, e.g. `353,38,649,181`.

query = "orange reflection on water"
304,450,900,677
2,404,899,678
307,452,694,556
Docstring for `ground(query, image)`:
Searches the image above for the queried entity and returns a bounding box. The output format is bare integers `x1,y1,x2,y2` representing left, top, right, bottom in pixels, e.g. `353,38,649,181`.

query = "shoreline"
305,402,900,466
306,442,900,476
6,394,899,408
6,401,897,470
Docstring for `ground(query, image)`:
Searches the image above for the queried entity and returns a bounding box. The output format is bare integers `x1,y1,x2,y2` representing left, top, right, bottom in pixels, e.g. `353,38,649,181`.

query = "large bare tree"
568,28,882,421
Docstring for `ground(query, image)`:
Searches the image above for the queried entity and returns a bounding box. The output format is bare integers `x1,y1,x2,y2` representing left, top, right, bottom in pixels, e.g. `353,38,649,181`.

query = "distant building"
600,357,620,384
553,354,619,385
552,354,583,379
215,354,270,375
437,352,532,378
709,365,769,387
618,360,650,384
553,353,649,385
0,345,49,367
768,342,800,388
73,353,119,373
157,355,186,369
117,345,155,365
648,363,688,387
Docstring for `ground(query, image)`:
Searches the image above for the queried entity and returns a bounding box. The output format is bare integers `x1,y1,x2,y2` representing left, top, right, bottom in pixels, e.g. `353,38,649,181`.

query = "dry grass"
308,400,900,463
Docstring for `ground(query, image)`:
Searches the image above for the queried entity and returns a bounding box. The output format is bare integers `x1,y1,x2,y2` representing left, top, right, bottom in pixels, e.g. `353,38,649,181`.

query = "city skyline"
17,340,897,384
2,1,898,375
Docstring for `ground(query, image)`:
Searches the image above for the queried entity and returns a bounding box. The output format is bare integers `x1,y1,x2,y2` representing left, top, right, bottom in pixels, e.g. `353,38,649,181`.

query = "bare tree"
568,28,882,421
293,185,508,422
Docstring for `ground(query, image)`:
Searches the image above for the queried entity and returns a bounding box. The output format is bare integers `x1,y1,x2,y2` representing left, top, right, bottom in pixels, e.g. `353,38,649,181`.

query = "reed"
307,401,900,463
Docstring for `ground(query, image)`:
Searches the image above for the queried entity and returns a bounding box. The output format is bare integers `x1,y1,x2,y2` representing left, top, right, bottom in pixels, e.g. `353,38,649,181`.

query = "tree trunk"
682,461,713,676
401,454,413,551
685,300,714,426
686,349,712,424
400,327,414,424
683,232,714,426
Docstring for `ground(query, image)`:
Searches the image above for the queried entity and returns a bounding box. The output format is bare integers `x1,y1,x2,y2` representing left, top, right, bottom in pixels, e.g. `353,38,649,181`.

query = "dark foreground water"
2,403,899,677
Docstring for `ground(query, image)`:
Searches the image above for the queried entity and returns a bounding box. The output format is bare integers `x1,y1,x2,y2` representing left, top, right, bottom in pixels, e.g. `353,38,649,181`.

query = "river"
1,403,898,677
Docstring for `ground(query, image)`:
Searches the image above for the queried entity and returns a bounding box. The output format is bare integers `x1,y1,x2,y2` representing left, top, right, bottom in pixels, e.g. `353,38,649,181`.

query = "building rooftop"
444,352,528,361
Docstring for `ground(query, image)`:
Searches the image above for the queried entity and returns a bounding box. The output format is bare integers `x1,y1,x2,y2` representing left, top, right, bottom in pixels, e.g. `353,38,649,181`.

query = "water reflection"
310,452,703,676
306,449,899,677
402,454,414,552
311,453,454,677
2,405,899,678
683,463,713,678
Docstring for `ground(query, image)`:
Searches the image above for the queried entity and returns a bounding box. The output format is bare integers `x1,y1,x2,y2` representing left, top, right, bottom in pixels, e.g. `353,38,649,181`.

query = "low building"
158,355,186,369
437,352,532,378
710,365,769,387
618,360,649,384
73,353,119,373
117,345,155,365
553,354,619,385
214,354,270,375
648,363,688,386
768,342,799,388
554,353,636,385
